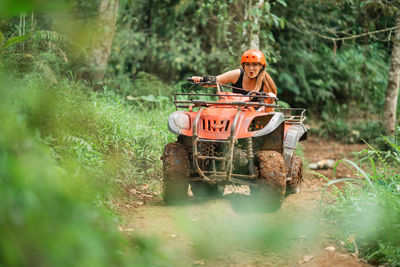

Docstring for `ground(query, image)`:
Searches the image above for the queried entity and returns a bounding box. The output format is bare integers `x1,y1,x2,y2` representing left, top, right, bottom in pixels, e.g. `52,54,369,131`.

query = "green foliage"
323,137,400,266
273,0,394,123
0,30,31,52
0,31,4,50
3,33,31,48
0,67,178,265
311,118,386,143
373,128,400,160
277,41,389,114
0,1,71,18
110,0,285,82
15,74,175,187
0,74,130,266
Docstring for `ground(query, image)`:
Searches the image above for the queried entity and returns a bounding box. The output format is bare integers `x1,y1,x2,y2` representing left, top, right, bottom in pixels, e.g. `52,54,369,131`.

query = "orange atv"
161,77,307,210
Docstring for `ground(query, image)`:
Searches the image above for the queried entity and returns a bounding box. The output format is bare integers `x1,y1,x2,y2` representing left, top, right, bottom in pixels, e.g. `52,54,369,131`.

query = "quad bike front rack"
280,108,306,124
173,93,280,110
190,106,259,186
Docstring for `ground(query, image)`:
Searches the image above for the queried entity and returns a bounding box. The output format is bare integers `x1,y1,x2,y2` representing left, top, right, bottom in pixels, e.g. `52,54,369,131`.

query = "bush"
0,71,176,266
0,74,131,266
323,136,400,266
310,118,385,144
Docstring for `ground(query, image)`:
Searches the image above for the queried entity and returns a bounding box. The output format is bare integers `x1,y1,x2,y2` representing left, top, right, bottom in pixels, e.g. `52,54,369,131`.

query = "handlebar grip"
186,76,216,84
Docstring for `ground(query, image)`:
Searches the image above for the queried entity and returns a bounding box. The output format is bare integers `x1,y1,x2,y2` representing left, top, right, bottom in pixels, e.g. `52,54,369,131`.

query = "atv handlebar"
187,76,217,85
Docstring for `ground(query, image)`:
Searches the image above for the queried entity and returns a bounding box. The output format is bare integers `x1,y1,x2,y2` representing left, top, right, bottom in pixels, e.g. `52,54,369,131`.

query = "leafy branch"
0,31,31,52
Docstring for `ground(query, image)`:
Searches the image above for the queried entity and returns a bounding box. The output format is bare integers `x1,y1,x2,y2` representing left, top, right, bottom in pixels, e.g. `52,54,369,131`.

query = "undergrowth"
308,109,387,144
22,74,174,189
0,71,176,266
322,132,400,266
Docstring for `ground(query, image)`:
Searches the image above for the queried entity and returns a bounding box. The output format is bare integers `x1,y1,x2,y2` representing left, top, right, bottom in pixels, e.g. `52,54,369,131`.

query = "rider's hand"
191,76,203,83
267,92,276,98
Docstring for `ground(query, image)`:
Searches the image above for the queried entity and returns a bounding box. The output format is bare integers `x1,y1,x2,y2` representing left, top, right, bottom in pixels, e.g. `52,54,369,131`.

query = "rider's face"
243,62,263,79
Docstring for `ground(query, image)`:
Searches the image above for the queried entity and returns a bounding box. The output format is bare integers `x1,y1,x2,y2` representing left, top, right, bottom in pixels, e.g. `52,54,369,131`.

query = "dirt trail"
117,139,370,266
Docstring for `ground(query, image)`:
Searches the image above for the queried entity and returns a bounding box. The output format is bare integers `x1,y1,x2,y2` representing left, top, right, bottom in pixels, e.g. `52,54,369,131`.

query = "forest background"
1,0,400,266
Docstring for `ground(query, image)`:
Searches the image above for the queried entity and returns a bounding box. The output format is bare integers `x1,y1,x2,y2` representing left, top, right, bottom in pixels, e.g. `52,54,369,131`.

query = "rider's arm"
216,69,241,84
190,69,241,85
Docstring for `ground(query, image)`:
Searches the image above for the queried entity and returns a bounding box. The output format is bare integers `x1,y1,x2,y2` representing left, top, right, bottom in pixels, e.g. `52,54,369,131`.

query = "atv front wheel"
162,143,189,204
286,154,303,195
250,151,287,211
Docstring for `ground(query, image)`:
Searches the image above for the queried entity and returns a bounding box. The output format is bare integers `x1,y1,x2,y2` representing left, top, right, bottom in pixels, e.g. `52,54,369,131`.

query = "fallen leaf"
129,188,138,194
298,255,314,264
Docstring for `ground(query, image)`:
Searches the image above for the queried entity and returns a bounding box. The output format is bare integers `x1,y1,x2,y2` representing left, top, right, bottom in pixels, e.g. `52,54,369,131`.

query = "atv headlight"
168,111,190,134
173,112,190,129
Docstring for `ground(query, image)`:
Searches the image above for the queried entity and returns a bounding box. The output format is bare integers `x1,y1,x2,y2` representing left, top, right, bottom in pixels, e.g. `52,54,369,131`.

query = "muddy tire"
250,151,287,211
286,155,303,195
190,181,221,198
161,143,189,204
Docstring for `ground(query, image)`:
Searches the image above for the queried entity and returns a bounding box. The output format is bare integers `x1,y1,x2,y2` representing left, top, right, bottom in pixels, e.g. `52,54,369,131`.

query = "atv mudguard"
283,124,307,173
252,115,307,173
252,112,284,137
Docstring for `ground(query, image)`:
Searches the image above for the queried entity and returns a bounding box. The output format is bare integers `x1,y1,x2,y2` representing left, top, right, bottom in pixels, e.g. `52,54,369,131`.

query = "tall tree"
242,0,265,50
250,0,264,49
384,14,400,135
88,0,119,83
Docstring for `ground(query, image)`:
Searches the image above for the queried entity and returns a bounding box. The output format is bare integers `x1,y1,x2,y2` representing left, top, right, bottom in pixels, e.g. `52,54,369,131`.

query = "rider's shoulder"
217,69,241,84
229,69,241,75
219,69,241,78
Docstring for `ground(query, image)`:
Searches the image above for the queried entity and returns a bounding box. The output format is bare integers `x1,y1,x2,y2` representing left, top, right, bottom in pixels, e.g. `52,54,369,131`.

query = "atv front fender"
252,112,285,137
283,124,307,174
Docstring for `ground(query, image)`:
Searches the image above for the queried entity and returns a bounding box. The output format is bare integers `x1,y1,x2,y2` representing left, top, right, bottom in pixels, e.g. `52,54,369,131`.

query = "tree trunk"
384,15,400,135
241,1,249,52
250,0,264,49
88,0,119,83
242,0,264,51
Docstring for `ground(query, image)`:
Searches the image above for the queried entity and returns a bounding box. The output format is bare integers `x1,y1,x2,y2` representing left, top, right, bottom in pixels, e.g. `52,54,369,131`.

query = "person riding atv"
162,49,307,211
191,49,277,99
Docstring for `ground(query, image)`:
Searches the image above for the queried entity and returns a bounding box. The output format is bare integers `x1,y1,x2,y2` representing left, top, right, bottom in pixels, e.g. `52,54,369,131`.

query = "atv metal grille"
198,142,226,172
200,142,224,157
201,119,231,133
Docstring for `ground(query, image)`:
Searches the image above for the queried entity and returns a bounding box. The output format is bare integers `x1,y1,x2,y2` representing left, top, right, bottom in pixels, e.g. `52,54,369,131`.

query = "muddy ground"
115,139,371,266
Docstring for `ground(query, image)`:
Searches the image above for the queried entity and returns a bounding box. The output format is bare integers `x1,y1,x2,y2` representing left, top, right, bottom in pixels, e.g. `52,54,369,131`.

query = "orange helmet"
241,49,266,68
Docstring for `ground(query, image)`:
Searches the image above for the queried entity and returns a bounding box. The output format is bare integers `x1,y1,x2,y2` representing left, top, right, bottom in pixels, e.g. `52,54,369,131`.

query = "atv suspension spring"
246,138,256,176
